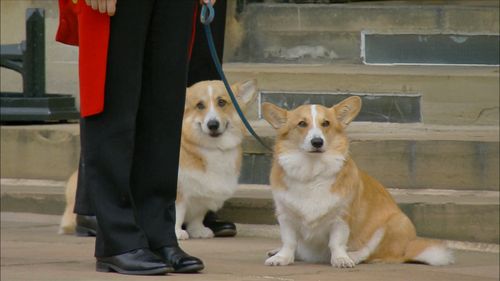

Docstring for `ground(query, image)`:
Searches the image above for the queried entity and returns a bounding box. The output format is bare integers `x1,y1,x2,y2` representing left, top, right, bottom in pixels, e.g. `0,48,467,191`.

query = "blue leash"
200,3,272,152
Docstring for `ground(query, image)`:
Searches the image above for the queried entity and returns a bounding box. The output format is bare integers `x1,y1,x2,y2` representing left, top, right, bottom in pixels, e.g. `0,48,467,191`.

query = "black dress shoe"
203,211,237,237
96,248,172,275
76,215,97,237
153,246,204,273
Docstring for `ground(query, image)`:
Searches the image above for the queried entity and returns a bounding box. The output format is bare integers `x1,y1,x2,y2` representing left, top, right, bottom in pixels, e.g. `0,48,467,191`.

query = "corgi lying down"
59,80,257,239
262,97,453,267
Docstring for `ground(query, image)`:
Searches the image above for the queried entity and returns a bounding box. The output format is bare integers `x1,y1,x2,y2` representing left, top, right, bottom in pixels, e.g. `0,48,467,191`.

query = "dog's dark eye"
196,102,205,110
321,120,330,128
218,99,227,107
298,121,308,128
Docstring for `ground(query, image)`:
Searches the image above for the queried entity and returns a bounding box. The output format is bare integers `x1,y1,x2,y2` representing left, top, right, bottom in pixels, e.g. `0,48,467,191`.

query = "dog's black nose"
311,137,324,148
207,120,220,131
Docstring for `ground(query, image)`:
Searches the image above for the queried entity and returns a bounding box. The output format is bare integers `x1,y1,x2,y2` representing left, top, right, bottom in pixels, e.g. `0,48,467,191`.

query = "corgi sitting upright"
175,79,257,240
59,80,257,239
262,97,453,268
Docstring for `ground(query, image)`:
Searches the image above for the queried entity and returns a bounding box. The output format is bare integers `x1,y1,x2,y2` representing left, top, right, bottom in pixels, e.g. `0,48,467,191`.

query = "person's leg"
129,0,204,273
74,156,93,216
74,119,98,237
130,0,194,250
82,0,154,258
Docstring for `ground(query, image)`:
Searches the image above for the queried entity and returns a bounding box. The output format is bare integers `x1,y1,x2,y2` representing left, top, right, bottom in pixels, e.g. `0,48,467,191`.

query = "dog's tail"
404,237,454,266
58,170,78,235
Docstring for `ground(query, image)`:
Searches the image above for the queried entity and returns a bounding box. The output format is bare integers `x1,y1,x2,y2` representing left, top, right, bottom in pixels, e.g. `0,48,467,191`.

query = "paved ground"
1,212,498,281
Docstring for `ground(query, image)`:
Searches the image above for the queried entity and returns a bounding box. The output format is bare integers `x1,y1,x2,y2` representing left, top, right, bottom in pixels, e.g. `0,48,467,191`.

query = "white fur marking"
301,105,325,151
311,105,318,128
414,246,454,266
206,86,217,122
278,151,345,182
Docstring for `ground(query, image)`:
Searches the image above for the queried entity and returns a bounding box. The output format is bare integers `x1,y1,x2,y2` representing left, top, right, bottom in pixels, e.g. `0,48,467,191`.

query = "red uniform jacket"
56,0,109,117
56,0,198,117
56,0,110,117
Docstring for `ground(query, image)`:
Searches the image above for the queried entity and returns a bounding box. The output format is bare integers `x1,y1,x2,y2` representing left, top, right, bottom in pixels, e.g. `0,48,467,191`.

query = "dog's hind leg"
185,203,214,239
175,197,190,240
186,216,214,239
348,227,385,264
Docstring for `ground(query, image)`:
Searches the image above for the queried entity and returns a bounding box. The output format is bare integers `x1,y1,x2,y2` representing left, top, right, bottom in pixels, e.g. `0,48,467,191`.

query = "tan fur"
263,97,453,266
58,170,78,234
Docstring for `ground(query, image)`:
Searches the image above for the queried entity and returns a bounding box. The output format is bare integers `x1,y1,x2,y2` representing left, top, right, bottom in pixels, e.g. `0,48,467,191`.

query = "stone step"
221,184,500,244
239,121,499,191
224,63,499,125
1,179,498,244
230,1,499,63
1,122,498,190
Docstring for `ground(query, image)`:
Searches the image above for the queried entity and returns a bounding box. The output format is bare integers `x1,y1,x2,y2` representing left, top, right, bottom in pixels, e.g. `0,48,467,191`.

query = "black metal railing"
0,8,79,123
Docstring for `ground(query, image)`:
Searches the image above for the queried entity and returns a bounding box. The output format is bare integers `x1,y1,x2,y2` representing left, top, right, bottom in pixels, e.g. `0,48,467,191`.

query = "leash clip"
200,2,215,25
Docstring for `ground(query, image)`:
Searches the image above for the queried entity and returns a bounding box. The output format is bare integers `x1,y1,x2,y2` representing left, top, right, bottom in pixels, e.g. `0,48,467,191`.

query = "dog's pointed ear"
262,102,287,129
232,79,258,107
332,96,362,128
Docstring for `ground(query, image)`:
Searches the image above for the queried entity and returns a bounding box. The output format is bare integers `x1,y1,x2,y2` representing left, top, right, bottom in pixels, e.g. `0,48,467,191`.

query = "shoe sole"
96,261,173,275
75,225,96,237
213,229,237,237
174,263,205,273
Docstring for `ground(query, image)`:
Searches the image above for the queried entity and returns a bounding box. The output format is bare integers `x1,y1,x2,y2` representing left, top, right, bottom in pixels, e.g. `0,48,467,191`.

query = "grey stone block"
239,139,499,191
232,3,499,64
0,126,80,180
364,34,500,65
260,91,421,123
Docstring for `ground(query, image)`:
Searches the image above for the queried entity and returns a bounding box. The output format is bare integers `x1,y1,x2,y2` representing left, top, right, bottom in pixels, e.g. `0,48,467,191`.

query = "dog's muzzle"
207,119,222,137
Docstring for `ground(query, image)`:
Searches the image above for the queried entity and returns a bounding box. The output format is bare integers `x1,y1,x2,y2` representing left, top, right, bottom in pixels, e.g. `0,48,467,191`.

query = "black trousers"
75,1,227,216
80,0,195,257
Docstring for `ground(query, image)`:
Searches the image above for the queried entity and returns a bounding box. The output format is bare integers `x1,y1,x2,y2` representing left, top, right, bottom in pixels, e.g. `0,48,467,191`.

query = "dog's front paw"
176,229,190,240
331,255,355,268
265,254,294,266
187,226,214,239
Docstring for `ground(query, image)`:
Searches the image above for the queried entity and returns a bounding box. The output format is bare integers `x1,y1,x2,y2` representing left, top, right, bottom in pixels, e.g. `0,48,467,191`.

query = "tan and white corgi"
175,79,257,240
59,80,257,239
261,97,453,268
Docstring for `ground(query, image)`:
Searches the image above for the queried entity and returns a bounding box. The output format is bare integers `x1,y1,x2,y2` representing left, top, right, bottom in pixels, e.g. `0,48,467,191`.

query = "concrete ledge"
219,185,500,244
0,124,80,180
224,63,500,125
1,180,498,244
2,123,498,190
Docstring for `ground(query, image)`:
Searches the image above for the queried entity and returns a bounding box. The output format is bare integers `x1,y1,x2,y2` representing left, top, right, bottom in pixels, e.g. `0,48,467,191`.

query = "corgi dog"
261,97,453,268
59,80,257,238
174,79,257,240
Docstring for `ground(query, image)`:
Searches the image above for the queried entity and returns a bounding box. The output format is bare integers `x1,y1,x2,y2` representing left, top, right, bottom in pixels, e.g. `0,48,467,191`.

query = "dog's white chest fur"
178,147,240,212
274,176,344,229
274,151,347,231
